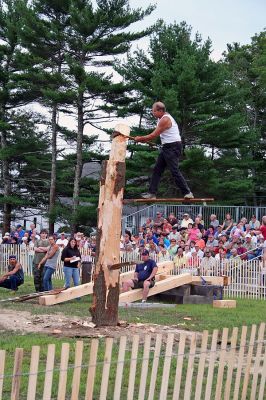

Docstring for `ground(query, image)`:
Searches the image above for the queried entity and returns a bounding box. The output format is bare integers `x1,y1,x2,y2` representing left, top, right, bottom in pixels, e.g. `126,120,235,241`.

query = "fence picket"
215,327,229,400
0,350,5,400
71,341,84,400
172,332,186,400
27,346,40,400
113,336,127,400
138,335,151,400
159,333,174,400
250,322,265,400
184,333,197,400
147,334,162,400
224,327,238,400
204,329,218,400
258,339,266,400
57,343,70,400
11,348,23,400
241,324,257,400
194,330,208,400
127,335,139,400
43,344,55,400
99,337,113,400
85,338,99,400
233,326,247,400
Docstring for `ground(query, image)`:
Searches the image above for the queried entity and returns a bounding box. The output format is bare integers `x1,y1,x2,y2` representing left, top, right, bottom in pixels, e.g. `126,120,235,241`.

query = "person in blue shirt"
122,250,158,303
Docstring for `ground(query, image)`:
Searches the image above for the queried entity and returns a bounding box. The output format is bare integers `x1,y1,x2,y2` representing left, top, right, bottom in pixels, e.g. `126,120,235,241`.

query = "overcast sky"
130,0,266,59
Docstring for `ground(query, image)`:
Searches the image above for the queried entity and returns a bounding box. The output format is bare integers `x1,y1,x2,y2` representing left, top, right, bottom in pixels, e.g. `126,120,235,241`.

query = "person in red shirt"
258,216,266,265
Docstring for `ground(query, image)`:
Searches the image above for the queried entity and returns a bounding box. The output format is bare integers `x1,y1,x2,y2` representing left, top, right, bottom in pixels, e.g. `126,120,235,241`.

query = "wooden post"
90,124,129,326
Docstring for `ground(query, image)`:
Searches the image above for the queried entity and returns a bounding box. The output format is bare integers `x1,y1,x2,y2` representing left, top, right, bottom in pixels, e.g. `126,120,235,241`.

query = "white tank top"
158,113,181,144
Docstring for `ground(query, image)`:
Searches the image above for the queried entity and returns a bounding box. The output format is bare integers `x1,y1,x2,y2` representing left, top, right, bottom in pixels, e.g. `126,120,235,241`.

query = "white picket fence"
0,323,266,400
1,245,266,299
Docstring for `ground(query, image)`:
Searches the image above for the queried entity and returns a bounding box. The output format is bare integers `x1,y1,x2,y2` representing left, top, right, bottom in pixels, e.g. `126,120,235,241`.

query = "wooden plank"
224,327,238,400
113,336,127,400
120,273,192,303
11,348,23,400
57,343,70,400
215,327,229,400
172,332,187,399
258,337,266,400
71,341,84,400
43,344,55,400
27,346,40,400
99,338,113,400
233,326,247,400
159,333,174,400
204,329,219,400
123,198,215,204
0,350,6,400
127,335,139,400
147,334,162,400
39,261,174,305
194,330,209,400
184,333,197,400
251,323,265,400
213,300,236,308
85,339,99,400
138,335,151,400
241,324,257,400
191,276,230,286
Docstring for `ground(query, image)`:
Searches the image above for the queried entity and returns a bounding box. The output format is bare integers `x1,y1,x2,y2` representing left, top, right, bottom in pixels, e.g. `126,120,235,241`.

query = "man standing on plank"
122,250,158,303
135,101,194,199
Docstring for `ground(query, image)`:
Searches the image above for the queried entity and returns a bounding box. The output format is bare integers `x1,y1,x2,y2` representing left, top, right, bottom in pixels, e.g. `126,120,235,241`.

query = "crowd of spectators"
120,212,266,273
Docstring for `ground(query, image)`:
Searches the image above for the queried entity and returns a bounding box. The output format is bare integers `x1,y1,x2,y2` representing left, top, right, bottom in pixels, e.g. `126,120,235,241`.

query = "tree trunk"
48,104,57,234
72,95,84,233
90,126,128,326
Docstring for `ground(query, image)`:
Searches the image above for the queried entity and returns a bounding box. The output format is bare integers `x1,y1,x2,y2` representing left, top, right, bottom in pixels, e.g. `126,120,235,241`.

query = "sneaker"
184,192,194,199
142,299,146,303
141,192,156,199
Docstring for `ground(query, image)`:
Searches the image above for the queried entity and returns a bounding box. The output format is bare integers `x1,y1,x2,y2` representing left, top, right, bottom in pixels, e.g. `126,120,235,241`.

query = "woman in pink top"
188,223,200,242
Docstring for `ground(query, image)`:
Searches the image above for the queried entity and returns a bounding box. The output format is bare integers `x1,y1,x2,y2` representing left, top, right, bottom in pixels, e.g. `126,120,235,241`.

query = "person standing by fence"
61,238,81,289
33,229,49,292
38,236,60,291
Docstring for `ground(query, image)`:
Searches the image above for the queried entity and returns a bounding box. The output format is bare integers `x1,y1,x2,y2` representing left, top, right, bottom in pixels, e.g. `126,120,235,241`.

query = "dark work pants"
149,142,190,195
33,264,44,292
0,276,23,291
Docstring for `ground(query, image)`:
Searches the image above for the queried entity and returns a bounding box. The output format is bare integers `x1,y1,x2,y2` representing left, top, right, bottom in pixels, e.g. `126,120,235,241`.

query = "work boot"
184,192,194,199
141,192,156,199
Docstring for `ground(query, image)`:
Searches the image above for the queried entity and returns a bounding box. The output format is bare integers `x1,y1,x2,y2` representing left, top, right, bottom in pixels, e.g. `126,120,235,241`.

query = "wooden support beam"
191,276,230,286
123,198,214,204
39,261,175,306
119,273,192,303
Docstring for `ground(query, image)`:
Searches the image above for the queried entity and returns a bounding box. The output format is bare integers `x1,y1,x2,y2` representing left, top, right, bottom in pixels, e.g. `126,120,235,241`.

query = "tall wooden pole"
90,124,129,326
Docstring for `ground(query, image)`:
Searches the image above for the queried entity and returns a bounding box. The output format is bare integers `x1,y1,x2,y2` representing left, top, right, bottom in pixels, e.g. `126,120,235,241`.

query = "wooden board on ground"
192,276,230,286
123,198,214,204
119,273,192,303
213,300,236,308
39,261,174,306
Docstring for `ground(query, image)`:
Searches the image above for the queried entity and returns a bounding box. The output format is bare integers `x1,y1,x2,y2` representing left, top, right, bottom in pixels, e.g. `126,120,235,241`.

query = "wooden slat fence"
0,323,265,399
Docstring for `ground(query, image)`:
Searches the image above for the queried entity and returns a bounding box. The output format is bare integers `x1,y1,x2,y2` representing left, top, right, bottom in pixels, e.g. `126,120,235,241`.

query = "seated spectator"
158,245,171,262
236,240,247,260
179,227,188,242
142,217,154,231
206,234,219,250
184,244,192,260
0,255,24,291
180,213,193,228
153,212,164,229
188,251,201,267
214,225,223,239
168,225,181,241
190,240,197,254
148,242,158,259
194,216,204,231
244,234,260,260
122,250,158,303
221,213,234,234
167,213,178,227
194,244,204,259
188,223,200,242
209,214,220,230
162,218,172,232
230,222,245,240
168,238,178,257
195,233,206,250
200,250,216,275
173,247,188,269
249,215,260,230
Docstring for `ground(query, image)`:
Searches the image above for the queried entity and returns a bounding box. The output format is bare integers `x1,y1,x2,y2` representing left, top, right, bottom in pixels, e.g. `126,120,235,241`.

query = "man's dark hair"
40,229,48,234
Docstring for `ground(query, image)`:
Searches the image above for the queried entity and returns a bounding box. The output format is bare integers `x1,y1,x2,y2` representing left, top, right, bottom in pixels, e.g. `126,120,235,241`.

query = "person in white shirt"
56,232,68,248
135,102,194,200
181,213,193,228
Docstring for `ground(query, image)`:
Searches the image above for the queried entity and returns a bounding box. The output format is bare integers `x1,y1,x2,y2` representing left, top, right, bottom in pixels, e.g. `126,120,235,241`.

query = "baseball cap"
16,224,22,228
245,234,251,238
141,249,149,256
